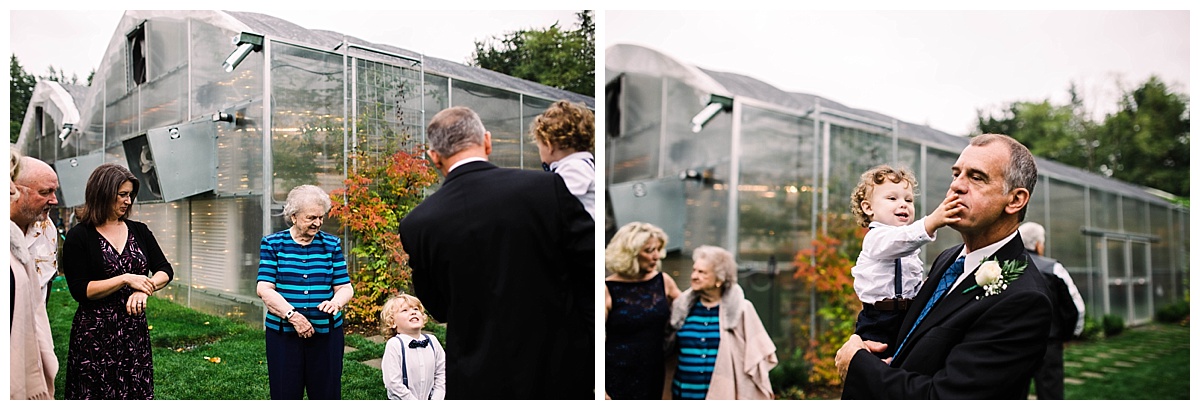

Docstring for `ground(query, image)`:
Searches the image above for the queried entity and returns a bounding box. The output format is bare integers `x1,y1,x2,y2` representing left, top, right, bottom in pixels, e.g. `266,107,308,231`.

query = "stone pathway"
346,335,387,370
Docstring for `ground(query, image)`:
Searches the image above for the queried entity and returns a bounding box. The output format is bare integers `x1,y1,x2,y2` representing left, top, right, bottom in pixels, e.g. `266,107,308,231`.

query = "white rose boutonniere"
961,257,1027,300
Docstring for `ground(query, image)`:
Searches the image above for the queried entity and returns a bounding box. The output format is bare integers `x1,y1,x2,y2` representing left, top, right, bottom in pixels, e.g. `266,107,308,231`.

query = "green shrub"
1154,300,1189,324
1079,315,1105,341
1101,314,1125,337
769,348,814,399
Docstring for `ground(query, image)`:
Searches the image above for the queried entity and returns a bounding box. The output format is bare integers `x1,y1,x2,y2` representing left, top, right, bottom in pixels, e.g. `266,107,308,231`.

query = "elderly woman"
62,163,173,399
10,151,57,400
664,245,777,400
256,185,354,399
604,222,681,400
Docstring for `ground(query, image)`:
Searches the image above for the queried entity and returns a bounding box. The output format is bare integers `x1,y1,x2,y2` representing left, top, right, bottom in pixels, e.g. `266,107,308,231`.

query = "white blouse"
382,333,446,400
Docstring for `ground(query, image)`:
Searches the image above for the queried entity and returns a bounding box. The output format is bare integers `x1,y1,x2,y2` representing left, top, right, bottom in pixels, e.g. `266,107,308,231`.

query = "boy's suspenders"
400,334,435,400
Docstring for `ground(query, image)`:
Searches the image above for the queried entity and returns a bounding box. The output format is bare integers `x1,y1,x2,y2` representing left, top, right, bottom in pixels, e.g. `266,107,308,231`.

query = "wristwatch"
285,309,296,320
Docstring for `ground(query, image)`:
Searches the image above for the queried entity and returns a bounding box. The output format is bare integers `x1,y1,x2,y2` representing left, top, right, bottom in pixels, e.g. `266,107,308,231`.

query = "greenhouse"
604,43,1188,348
15,10,593,327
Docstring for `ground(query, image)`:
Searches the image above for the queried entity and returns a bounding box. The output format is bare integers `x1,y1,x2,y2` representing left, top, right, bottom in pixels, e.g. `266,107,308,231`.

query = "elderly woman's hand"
317,300,342,316
289,313,316,338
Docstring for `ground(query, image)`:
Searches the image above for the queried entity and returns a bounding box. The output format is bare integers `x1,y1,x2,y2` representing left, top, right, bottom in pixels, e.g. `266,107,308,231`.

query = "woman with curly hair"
604,222,680,399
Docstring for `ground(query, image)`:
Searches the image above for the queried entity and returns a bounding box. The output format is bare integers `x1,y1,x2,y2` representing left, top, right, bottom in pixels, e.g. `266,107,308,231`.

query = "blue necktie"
893,256,965,361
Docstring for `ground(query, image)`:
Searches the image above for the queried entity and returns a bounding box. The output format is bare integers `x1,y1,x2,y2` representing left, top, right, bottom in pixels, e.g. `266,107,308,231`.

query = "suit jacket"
398,161,594,399
842,233,1051,399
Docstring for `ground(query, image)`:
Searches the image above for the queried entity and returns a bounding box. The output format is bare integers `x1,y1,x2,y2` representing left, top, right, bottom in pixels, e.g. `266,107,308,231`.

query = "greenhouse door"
1103,238,1153,326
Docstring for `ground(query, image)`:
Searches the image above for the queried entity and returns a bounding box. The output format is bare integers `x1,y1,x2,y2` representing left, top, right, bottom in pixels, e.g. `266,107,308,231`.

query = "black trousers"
265,327,344,400
1033,341,1065,399
855,305,906,359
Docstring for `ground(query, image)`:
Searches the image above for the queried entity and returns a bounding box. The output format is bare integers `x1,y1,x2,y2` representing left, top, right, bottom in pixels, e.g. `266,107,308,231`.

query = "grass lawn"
45,279,389,400
1061,322,1190,400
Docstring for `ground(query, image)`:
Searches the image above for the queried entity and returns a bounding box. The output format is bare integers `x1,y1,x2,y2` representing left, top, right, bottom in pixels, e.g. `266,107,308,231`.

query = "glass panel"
1046,179,1087,269
737,105,814,269
354,58,424,164
1105,239,1129,321
147,17,187,84
1121,196,1146,234
214,100,264,195
522,96,556,170
128,200,188,293
104,93,137,143
1089,189,1118,231
104,37,128,105
737,104,815,343
1148,203,1176,303
422,73,449,129
139,67,186,130
662,77,731,185
827,124,891,218
608,73,661,183
450,80,521,168
190,19,263,115
185,196,267,328
1131,242,1151,324
924,148,959,258
270,43,345,201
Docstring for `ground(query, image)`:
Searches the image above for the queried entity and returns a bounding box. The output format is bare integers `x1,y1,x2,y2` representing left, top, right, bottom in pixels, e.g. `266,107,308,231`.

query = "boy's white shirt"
548,151,595,220
382,333,447,400
851,218,937,304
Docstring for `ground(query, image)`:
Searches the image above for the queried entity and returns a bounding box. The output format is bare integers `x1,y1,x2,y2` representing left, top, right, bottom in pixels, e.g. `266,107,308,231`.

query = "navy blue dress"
605,272,671,399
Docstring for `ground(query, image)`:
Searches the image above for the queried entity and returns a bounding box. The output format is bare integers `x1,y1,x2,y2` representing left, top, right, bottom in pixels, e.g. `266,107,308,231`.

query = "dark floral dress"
66,231,154,399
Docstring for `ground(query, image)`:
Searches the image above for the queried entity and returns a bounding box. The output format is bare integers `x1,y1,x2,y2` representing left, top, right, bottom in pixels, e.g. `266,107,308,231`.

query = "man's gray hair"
971,134,1038,221
1018,222,1045,252
427,106,487,158
282,185,331,224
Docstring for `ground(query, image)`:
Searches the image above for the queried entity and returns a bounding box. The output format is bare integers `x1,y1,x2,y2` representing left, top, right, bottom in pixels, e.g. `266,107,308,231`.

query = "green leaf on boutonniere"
961,257,1027,299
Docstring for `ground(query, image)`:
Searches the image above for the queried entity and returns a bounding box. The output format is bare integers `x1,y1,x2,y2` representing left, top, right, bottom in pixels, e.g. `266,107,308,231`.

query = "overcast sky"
606,9,1190,136
4,7,1192,137
7,9,580,84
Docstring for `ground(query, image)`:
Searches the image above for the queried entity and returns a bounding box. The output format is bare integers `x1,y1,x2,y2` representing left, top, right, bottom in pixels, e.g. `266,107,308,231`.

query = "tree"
1098,77,1189,197
976,77,1189,197
10,55,37,143
470,10,594,95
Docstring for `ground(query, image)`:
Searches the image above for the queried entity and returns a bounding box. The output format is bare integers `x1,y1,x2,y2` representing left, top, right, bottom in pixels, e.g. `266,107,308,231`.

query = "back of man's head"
427,106,486,158
1017,221,1045,252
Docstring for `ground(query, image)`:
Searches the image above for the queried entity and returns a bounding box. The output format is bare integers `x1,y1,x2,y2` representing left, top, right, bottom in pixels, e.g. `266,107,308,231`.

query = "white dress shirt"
548,151,595,220
382,333,446,400
949,229,1021,291
851,218,936,304
447,157,487,174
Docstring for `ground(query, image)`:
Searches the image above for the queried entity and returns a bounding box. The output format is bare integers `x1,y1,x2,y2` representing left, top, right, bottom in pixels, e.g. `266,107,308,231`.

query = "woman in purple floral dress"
62,163,173,399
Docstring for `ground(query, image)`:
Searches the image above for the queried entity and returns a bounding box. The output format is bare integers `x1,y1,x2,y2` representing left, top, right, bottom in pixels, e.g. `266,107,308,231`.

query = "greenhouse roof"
224,11,593,108
607,43,1180,207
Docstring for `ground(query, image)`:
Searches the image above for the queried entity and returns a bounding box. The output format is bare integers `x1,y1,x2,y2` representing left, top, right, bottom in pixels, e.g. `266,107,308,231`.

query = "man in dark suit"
836,133,1052,399
399,106,594,400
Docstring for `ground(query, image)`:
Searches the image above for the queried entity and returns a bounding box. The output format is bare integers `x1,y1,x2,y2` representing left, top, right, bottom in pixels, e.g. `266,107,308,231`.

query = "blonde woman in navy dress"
62,163,173,399
256,185,354,399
